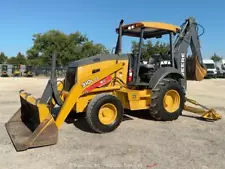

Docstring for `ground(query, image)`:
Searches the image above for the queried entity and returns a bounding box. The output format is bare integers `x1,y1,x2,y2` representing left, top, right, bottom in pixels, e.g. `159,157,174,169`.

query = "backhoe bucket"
5,91,58,151
186,56,207,81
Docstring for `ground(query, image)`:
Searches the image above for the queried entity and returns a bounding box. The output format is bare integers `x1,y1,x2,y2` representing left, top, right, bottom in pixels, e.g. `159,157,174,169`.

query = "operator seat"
139,62,155,69
139,54,160,70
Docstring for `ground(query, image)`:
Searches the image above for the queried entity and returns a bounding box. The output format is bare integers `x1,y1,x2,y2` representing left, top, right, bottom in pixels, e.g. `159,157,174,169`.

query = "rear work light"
128,69,133,82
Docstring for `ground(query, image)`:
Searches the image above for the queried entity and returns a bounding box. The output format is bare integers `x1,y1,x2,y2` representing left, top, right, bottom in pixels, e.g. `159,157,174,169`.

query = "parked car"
203,59,217,78
215,60,225,78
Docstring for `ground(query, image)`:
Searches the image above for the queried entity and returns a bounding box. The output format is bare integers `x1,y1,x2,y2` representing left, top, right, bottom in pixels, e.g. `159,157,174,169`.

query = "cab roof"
116,21,181,38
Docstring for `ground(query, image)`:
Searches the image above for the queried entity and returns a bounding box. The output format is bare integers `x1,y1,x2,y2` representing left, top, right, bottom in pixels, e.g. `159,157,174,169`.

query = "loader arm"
173,17,207,81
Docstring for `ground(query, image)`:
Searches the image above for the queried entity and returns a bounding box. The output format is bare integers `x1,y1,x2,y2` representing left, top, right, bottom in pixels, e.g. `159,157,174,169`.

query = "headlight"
128,25,135,30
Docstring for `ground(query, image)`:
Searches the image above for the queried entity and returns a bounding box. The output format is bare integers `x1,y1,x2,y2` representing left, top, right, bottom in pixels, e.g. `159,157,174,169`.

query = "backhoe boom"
173,17,206,81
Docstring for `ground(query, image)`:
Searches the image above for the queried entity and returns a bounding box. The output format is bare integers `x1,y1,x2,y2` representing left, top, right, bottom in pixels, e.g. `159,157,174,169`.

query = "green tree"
26,30,109,66
16,52,27,64
7,57,18,64
210,53,222,62
6,52,27,65
131,40,169,60
0,52,8,63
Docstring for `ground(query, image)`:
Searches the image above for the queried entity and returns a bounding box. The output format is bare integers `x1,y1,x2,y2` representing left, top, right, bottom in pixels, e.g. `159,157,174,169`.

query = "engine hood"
68,54,128,68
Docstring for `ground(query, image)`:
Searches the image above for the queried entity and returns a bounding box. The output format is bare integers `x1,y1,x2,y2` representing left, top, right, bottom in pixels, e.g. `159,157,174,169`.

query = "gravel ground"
0,77,225,169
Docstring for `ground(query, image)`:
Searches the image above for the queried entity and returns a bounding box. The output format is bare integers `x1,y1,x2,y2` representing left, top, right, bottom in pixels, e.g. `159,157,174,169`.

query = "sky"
0,0,225,59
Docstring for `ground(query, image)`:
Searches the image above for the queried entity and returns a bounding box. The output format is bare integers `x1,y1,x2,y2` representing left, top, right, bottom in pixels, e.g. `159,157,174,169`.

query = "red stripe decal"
83,76,112,94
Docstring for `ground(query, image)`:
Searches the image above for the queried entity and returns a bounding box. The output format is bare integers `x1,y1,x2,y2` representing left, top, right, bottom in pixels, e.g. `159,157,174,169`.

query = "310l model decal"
81,77,99,88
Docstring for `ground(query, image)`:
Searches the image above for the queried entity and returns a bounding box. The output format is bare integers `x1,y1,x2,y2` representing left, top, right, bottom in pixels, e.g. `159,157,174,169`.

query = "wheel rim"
163,89,180,113
98,103,117,125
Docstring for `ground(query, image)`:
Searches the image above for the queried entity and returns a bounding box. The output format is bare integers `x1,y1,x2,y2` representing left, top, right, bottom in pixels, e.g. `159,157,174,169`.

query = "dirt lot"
0,77,225,169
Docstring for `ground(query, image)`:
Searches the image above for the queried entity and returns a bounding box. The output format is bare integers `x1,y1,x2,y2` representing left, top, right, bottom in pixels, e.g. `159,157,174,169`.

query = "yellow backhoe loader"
1,64,8,77
24,65,34,77
5,17,221,152
12,64,20,77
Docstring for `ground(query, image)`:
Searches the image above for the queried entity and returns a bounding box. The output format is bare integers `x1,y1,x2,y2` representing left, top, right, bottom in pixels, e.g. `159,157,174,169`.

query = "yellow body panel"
76,95,95,112
75,88,151,112
133,22,180,32
114,88,151,110
77,60,116,82
77,59,129,85
115,59,129,84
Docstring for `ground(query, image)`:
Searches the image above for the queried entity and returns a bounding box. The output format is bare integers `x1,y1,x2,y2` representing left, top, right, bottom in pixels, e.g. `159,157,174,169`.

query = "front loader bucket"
5,91,58,151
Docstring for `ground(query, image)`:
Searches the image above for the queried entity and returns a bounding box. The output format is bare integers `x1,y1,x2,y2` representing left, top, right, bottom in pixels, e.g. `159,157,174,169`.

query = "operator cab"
115,20,181,86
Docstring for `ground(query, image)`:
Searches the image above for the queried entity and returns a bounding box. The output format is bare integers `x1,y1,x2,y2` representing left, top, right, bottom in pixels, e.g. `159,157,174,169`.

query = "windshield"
204,63,215,69
130,31,171,60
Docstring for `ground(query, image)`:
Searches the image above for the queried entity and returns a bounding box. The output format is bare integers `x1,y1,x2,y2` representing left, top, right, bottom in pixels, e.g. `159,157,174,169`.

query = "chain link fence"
0,64,68,77
32,66,67,77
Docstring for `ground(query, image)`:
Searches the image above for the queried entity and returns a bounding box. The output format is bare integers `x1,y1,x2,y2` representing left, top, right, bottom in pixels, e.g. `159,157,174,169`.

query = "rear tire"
149,78,185,121
86,93,124,133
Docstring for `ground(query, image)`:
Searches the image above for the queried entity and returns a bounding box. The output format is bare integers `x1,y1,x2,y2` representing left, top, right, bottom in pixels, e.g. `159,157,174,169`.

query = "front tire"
149,78,185,121
86,93,124,133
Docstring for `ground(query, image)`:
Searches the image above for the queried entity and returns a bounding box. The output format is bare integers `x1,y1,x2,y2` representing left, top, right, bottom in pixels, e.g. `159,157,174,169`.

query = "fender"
149,67,186,89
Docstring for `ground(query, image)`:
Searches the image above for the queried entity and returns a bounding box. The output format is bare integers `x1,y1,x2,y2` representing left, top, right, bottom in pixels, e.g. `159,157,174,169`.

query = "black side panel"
64,67,77,91
149,67,184,89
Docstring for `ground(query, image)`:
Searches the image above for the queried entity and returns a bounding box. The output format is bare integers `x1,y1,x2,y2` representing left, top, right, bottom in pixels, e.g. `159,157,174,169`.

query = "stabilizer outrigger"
184,97,222,121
